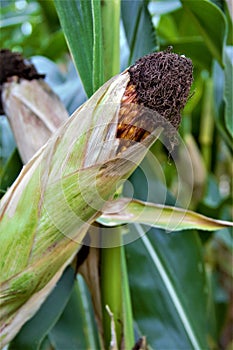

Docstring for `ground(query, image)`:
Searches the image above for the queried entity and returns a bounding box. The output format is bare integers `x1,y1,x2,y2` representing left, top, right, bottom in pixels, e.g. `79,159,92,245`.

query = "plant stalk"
121,246,135,348
100,227,123,349
100,1,126,348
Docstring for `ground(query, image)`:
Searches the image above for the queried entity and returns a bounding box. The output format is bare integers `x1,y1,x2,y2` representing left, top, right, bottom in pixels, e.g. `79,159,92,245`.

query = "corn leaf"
98,198,233,231
126,226,210,350
124,162,216,349
54,0,104,97
101,0,120,80
48,276,100,350
181,0,227,67
224,45,233,136
213,60,233,150
91,0,104,92
121,0,156,65
54,0,92,96
0,149,22,197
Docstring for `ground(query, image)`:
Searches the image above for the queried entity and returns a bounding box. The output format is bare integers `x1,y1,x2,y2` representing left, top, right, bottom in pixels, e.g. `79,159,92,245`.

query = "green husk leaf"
97,198,233,231
0,71,162,346
8,266,75,350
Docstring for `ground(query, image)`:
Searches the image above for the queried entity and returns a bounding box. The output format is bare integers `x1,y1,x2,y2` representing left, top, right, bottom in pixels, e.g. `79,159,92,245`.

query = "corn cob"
0,49,69,163
0,49,193,346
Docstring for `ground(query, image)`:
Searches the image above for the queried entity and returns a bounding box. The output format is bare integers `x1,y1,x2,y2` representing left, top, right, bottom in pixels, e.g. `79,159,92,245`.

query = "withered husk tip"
0,49,45,85
0,49,45,114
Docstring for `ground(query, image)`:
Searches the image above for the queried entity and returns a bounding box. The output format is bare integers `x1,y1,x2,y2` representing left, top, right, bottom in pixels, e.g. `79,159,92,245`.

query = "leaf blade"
121,0,156,65
54,0,93,96
101,0,120,80
181,0,227,67
125,225,210,350
91,0,104,91
48,276,100,350
98,198,233,231
224,45,233,136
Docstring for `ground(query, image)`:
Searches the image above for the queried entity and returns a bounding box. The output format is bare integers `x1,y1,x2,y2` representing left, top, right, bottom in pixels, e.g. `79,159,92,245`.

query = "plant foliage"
0,0,232,349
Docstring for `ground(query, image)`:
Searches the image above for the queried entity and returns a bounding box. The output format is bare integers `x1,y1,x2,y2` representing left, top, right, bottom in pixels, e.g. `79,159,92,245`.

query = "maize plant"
0,0,232,349
1,46,232,349
0,49,193,345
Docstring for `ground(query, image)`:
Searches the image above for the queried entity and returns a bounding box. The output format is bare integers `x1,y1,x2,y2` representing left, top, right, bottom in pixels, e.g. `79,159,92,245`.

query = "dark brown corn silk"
117,48,193,151
0,49,44,83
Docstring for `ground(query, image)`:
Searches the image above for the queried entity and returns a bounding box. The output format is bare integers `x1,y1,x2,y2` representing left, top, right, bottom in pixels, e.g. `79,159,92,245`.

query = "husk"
2,79,69,164
0,71,163,346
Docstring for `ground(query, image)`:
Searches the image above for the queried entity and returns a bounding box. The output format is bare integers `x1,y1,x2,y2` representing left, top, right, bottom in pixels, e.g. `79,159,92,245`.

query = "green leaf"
54,0,104,96
9,267,75,350
181,0,227,67
48,276,100,350
121,0,157,65
40,30,68,61
225,0,233,45
98,198,233,231
213,60,233,150
121,247,135,349
38,336,53,350
123,160,216,348
91,0,104,91
54,0,92,96
126,226,211,349
224,46,233,136
101,0,120,80
157,8,212,69
0,148,22,197
160,39,213,70
203,175,223,209
37,0,60,32
54,0,104,97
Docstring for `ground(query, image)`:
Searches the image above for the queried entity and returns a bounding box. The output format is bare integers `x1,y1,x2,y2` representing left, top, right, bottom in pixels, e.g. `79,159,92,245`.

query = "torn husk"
0,49,68,163
0,50,193,346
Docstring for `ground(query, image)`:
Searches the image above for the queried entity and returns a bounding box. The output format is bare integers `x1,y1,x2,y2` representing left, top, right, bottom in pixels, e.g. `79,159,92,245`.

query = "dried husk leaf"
2,78,69,163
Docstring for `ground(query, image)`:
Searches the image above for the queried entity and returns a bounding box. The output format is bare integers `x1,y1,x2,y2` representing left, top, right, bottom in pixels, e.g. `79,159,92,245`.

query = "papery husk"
2,78,69,164
0,71,163,346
